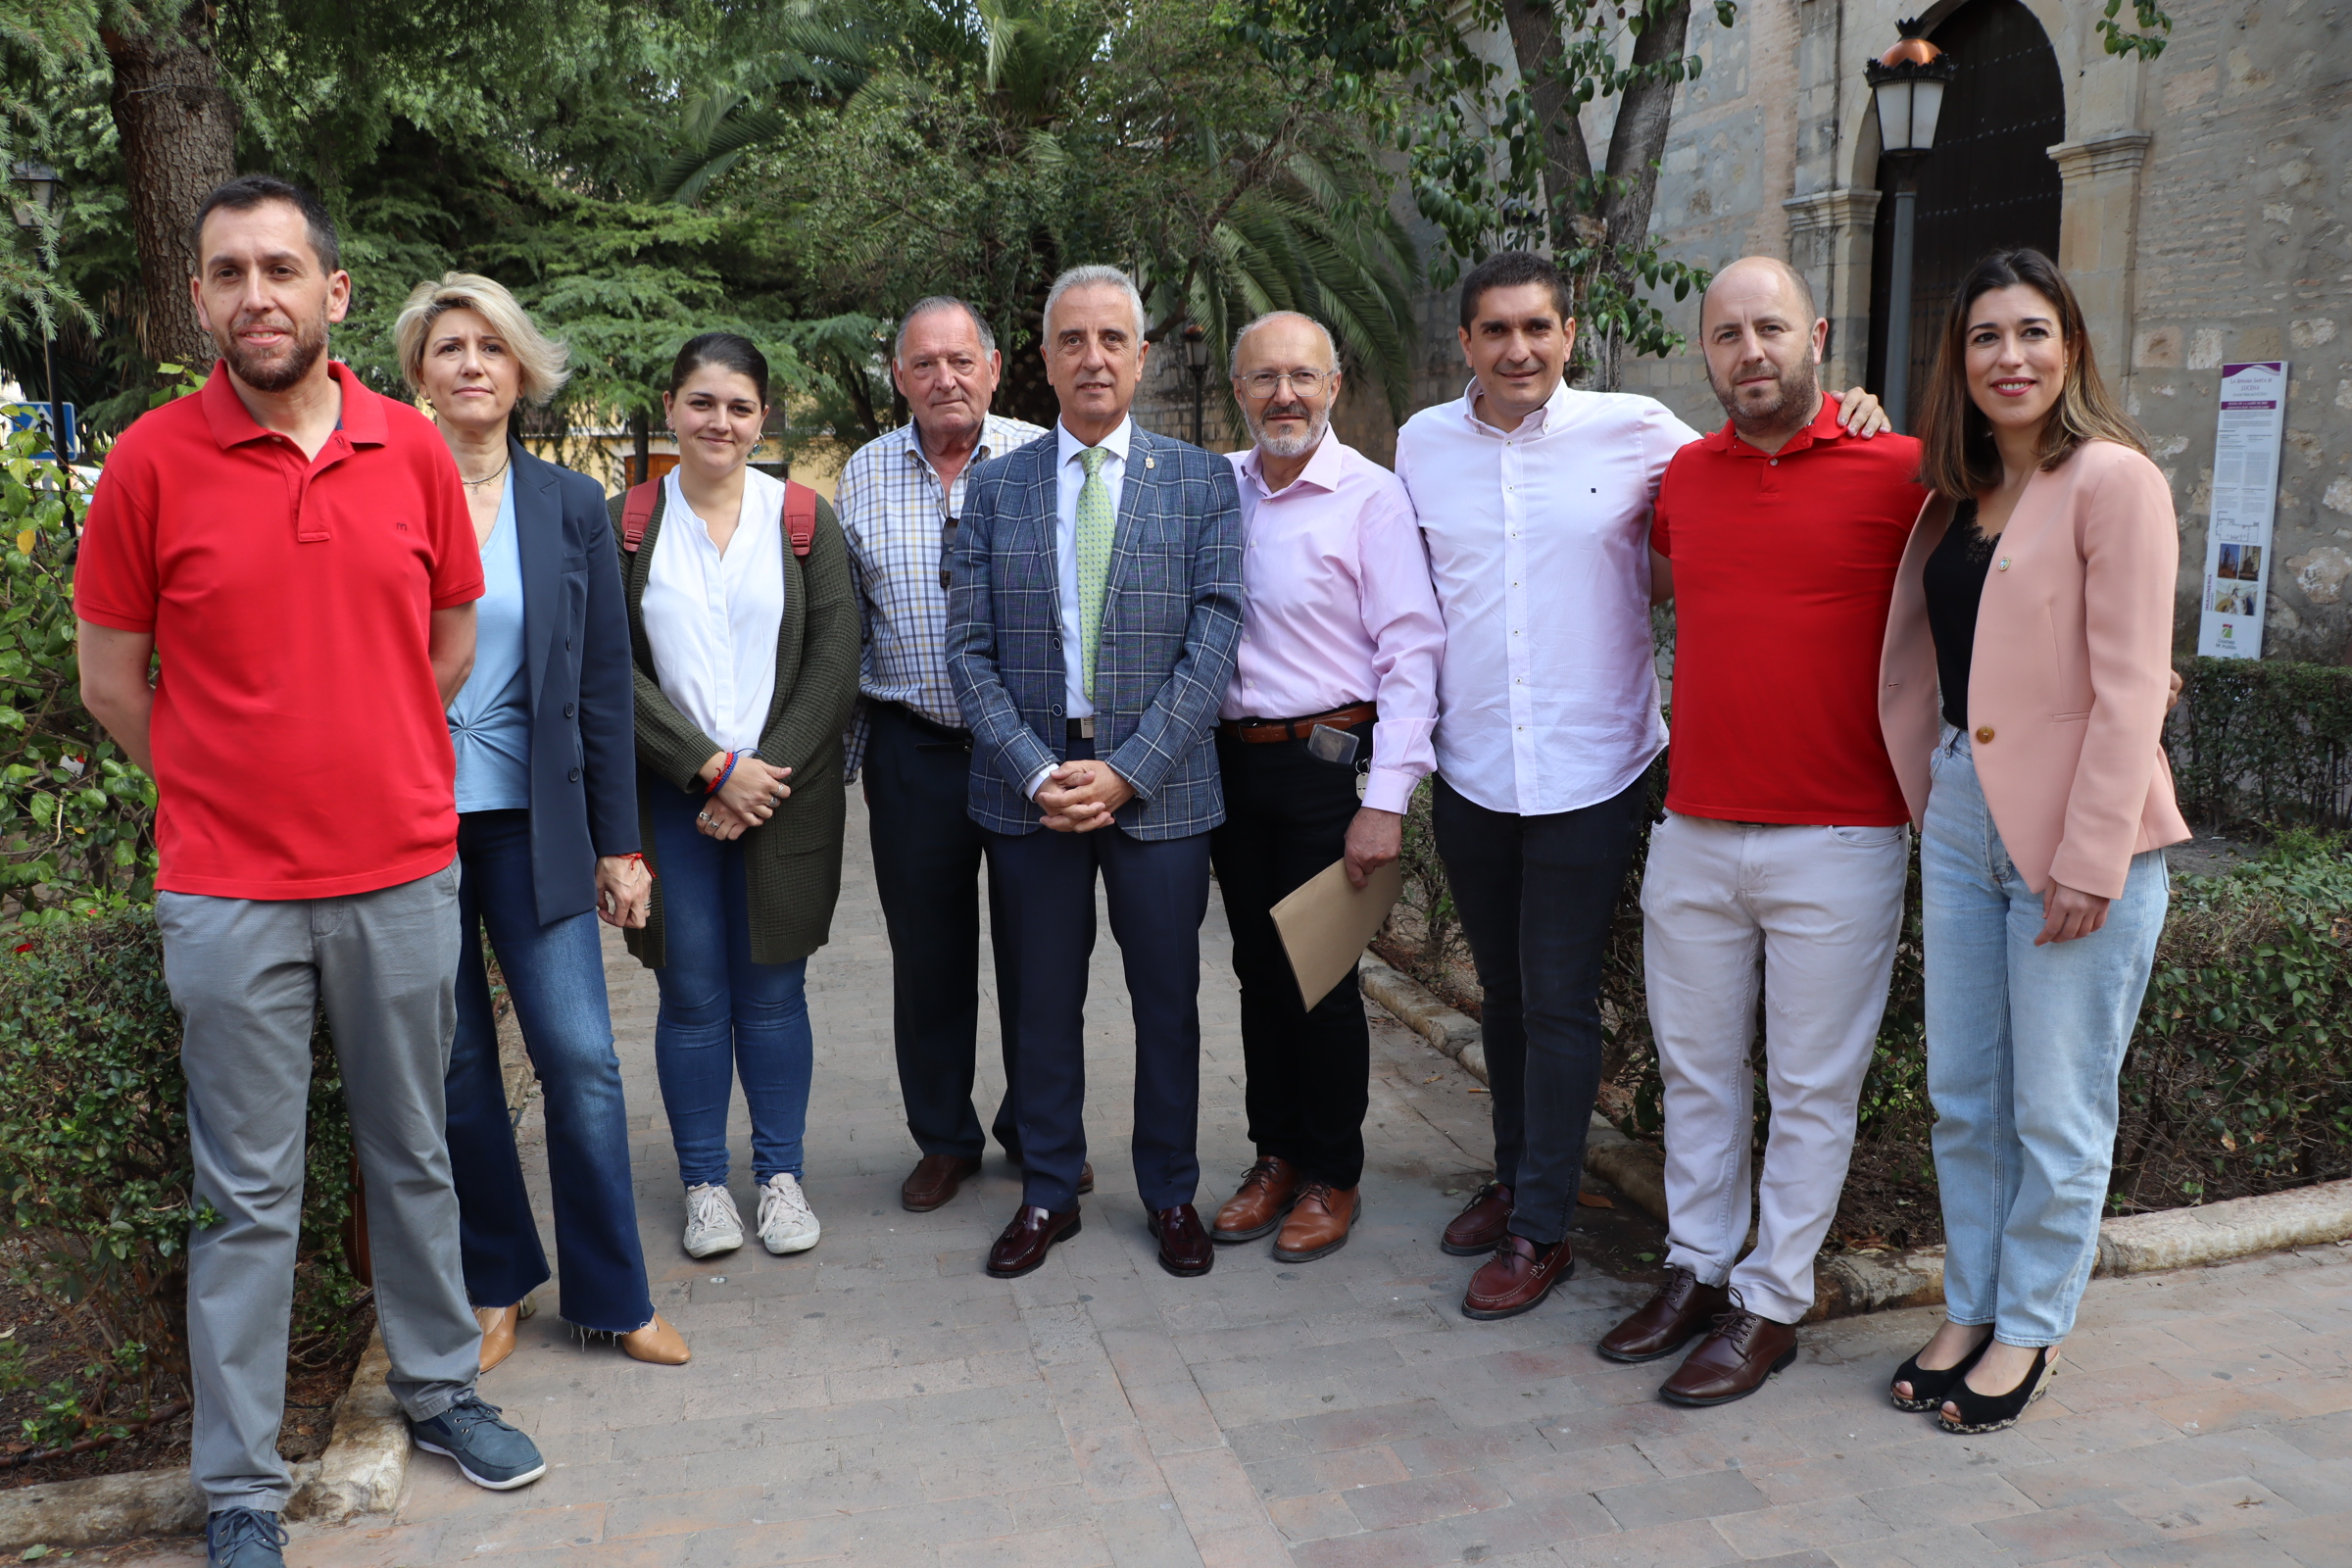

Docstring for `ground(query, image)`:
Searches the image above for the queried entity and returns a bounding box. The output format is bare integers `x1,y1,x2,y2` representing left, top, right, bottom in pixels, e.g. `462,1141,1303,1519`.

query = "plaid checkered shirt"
837,412,1048,778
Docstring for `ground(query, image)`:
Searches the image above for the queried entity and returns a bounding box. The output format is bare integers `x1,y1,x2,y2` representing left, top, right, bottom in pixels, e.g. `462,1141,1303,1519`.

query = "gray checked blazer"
946,424,1244,840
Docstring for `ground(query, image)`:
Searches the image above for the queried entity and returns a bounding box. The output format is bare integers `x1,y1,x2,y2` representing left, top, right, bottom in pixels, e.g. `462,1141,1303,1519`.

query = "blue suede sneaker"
206,1508,288,1567
408,1393,548,1490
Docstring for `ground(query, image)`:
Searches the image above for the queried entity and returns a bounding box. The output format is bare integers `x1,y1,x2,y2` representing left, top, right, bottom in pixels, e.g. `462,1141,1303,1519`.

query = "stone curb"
1358,954,2352,1322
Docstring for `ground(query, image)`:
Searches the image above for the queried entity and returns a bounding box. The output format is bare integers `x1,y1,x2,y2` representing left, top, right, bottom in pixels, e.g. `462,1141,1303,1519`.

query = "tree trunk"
1598,0,1693,273
104,7,239,373
1497,0,1593,244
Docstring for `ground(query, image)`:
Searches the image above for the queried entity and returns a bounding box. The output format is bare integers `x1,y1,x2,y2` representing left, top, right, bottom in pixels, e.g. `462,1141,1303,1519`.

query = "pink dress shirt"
1222,435,1445,814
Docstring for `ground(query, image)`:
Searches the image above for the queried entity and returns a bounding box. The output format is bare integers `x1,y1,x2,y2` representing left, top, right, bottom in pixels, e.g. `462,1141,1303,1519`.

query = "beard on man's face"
1708,352,1819,429
1247,398,1330,459
217,309,329,394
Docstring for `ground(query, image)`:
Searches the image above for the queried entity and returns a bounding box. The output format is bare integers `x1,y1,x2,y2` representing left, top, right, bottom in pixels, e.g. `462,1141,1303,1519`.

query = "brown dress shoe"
1597,1267,1731,1364
475,1304,519,1374
902,1153,983,1212
986,1204,1081,1278
1442,1181,1513,1256
1149,1204,1214,1277
1211,1155,1299,1242
1660,1306,1799,1406
1273,1183,1359,1263
618,1312,691,1366
1461,1234,1575,1320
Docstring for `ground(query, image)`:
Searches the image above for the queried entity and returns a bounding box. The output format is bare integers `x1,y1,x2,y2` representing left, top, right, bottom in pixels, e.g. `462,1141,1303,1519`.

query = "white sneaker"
683,1183,743,1258
758,1172,821,1254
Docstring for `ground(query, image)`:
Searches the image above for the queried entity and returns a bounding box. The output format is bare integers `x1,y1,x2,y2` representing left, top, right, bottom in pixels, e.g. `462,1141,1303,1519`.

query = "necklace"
461,454,512,490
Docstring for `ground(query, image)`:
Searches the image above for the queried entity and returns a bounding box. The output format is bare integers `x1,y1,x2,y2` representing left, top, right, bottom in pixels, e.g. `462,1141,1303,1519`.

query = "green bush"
0,873,361,1448
2169,658,2352,832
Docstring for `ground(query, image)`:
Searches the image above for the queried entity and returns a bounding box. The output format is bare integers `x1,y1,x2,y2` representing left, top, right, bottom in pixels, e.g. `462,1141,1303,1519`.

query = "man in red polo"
1595,257,1928,1406
75,175,544,1567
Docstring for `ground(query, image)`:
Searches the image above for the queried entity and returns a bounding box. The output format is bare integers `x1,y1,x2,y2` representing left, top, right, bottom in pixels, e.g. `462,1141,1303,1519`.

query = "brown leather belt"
1219,702,1377,745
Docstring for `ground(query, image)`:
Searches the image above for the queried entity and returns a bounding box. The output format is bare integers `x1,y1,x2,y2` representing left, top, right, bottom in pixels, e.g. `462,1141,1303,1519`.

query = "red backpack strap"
783,479,817,559
620,480,661,553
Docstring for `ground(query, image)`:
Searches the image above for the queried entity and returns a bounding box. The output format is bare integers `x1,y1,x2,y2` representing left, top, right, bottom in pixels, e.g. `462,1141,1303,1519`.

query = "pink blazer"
1879,440,2190,900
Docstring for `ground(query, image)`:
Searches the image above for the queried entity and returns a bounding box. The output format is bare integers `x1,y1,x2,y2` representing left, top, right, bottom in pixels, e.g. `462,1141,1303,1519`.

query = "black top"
1923,499,1993,731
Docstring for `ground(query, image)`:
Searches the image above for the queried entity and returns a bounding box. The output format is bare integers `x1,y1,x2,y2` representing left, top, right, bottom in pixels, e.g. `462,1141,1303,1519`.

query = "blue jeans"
445,811,655,1335
647,777,812,1188
1921,730,2169,1348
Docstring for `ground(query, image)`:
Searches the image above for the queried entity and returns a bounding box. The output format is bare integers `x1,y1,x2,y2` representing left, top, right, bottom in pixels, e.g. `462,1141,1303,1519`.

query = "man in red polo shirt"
1595,257,1927,1407
75,175,544,1566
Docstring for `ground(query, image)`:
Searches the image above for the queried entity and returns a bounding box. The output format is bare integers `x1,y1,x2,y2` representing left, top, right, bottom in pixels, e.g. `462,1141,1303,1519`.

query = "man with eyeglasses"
1204,312,1443,1264
835,297,1061,1216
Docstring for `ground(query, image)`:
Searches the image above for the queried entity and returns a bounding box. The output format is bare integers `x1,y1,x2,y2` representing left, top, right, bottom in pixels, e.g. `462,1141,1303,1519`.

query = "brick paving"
120,793,2352,1566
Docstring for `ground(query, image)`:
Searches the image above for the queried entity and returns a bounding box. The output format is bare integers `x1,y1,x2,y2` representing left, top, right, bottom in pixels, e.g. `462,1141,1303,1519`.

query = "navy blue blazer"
501,437,639,922
946,425,1243,840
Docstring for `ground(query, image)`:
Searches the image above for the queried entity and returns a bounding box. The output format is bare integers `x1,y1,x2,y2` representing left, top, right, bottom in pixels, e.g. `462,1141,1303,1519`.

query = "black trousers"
862,702,1020,1162
1208,722,1372,1189
1433,772,1644,1247
983,737,1212,1213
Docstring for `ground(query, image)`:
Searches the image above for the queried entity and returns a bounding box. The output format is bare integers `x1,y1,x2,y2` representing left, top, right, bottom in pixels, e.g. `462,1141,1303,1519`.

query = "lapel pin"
1996,557,2010,571
1145,457,1155,469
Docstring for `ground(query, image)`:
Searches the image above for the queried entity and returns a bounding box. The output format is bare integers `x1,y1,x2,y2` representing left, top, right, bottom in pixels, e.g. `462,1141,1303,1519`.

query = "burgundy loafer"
1149,1203,1214,1278
1461,1234,1575,1320
985,1204,1081,1279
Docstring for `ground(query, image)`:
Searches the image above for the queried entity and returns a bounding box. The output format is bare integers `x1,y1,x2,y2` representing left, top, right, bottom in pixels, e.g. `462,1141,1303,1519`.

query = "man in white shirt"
835,298,1059,1216
1397,251,1695,1323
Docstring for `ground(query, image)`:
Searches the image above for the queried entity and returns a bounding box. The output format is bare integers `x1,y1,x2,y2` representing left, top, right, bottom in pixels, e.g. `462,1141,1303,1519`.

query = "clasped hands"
696,751,793,842
1034,760,1135,832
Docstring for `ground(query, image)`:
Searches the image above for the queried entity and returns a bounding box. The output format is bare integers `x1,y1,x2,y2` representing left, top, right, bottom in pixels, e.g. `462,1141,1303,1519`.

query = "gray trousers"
158,861,481,1513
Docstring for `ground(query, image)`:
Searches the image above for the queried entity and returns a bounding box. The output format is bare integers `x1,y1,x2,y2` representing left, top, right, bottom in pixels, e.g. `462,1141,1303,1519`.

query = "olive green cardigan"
614,481,861,967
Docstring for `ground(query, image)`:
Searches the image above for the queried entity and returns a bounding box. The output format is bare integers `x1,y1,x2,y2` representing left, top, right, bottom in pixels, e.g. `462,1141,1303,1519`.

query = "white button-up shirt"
1396,378,1697,816
641,466,787,753
1224,434,1445,814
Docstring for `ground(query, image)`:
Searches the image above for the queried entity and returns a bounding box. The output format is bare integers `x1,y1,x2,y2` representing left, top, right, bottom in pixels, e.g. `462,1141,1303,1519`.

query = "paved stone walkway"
123,794,2351,1567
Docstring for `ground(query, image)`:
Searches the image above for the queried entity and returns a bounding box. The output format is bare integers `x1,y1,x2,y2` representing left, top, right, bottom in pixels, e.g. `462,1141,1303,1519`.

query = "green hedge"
0,906,362,1448
2169,658,2352,832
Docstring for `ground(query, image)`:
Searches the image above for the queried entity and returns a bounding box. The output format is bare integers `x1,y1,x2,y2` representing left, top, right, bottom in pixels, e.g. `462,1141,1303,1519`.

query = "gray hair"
1042,265,1147,342
1229,311,1339,371
893,296,997,362
395,271,571,408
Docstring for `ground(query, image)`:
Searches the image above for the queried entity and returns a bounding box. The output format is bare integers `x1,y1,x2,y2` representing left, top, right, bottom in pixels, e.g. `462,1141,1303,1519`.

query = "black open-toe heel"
1888,1331,1990,1412
1936,1347,2053,1434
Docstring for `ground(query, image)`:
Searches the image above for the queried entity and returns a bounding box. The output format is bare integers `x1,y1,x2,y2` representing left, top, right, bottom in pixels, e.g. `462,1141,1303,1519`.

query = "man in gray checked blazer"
947,265,1244,1282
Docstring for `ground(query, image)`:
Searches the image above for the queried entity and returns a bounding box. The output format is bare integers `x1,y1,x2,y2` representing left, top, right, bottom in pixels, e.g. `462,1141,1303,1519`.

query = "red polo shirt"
75,360,483,899
1650,395,1927,826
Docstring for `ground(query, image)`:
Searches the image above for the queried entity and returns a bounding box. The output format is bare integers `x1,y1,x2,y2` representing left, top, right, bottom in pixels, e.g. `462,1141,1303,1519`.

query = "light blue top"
449,475,532,812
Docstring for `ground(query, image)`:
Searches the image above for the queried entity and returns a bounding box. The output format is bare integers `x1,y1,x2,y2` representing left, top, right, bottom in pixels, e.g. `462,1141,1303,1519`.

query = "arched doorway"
1867,0,2064,423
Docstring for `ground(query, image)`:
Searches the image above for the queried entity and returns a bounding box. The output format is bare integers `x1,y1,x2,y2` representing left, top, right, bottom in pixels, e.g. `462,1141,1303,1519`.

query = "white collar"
1458,375,1570,438
1056,415,1135,469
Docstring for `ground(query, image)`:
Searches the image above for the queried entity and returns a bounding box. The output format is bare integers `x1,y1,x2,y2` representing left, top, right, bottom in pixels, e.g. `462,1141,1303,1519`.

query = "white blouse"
642,466,787,753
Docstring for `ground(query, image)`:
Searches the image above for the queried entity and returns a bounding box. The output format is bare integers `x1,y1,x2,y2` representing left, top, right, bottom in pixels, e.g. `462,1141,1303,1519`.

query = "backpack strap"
620,479,660,554
623,475,815,557
784,479,817,559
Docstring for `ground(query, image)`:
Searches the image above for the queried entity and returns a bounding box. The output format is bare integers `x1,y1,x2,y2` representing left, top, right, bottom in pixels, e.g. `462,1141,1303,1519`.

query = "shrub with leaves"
0,905,360,1450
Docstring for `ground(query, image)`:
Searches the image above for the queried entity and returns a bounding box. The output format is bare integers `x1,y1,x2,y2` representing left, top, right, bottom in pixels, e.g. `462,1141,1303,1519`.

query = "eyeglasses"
1239,368,1328,397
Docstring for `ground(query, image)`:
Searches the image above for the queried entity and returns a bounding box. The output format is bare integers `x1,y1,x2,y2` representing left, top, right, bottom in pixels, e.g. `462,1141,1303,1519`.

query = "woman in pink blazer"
1879,250,2189,1435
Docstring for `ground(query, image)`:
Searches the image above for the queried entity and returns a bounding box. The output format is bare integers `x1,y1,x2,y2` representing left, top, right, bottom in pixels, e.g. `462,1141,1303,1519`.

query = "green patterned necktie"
1074,444,1114,703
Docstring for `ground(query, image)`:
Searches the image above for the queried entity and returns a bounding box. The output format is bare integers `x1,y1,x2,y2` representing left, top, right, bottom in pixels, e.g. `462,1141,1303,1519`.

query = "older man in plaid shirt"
838,296,1053,1216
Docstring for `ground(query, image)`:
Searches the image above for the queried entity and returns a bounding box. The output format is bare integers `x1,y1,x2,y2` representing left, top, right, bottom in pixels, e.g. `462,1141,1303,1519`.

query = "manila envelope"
1270,857,1404,1012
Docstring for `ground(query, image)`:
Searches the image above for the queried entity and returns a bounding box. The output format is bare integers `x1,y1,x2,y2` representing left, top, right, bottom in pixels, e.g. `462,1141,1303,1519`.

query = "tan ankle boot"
618,1312,691,1366
475,1303,520,1373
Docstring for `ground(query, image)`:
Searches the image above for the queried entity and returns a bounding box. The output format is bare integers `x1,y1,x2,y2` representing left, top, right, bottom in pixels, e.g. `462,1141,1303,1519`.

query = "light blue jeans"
1922,728,2169,1348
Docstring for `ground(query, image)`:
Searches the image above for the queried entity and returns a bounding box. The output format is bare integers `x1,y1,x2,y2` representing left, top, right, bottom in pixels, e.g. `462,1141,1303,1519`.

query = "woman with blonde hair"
1879,248,2187,1432
394,272,686,1369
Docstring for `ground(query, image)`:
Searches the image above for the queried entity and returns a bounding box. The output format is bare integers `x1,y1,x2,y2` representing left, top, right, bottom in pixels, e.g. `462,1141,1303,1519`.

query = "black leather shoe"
985,1204,1080,1278
1149,1204,1214,1277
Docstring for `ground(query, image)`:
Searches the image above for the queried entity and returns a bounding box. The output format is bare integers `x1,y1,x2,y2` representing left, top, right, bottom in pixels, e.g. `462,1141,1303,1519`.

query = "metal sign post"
2195,362,2287,660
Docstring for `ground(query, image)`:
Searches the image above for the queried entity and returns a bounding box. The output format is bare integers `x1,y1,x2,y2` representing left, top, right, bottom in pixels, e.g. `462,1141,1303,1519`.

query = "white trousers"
1641,811,1910,1325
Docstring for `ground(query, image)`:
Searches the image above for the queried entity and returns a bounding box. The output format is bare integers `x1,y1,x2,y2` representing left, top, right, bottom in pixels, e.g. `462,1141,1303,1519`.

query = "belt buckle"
1071,716,1096,740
